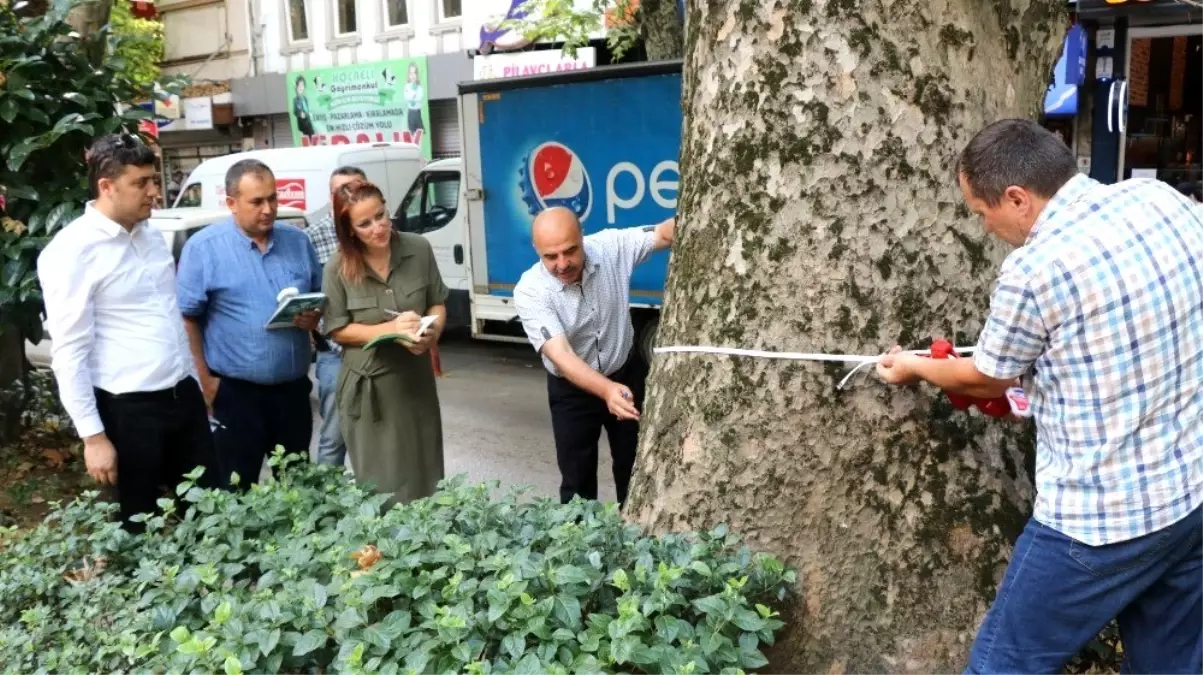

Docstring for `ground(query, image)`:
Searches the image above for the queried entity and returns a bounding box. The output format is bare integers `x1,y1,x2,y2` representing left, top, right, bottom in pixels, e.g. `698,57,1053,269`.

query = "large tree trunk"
638,0,683,60
627,1,1064,672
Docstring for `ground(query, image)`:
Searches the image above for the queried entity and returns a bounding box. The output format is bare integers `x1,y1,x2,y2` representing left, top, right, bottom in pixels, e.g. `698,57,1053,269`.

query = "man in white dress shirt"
513,207,675,507
38,134,218,530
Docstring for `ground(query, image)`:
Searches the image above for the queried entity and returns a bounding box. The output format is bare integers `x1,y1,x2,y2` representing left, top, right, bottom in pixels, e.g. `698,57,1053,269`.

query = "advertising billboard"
286,57,431,158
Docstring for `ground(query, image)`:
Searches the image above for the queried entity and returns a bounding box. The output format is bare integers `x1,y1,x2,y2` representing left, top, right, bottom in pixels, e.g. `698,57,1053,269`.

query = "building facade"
155,0,254,189
231,0,472,159
1048,0,1201,189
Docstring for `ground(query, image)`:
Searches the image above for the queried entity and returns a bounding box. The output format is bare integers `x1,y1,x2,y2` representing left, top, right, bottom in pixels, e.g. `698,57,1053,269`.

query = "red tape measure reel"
926,339,1032,419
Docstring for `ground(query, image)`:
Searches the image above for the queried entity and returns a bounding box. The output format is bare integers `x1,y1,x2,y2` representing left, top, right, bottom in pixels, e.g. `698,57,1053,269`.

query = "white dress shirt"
37,204,194,437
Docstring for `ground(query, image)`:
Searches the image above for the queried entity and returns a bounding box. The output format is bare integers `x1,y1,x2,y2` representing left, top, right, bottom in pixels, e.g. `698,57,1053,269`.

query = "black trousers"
210,373,312,490
547,353,647,506
94,376,219,531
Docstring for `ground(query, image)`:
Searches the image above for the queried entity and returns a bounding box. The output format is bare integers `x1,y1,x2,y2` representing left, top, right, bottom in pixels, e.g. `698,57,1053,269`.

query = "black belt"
95,376,194,403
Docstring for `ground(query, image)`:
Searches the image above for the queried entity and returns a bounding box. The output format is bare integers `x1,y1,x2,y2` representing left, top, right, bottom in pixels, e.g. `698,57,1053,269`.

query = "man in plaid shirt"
307,166,365,467
878,120,1201,674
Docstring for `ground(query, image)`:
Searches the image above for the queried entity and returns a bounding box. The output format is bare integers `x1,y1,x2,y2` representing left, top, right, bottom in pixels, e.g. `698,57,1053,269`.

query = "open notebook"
363,314,439,349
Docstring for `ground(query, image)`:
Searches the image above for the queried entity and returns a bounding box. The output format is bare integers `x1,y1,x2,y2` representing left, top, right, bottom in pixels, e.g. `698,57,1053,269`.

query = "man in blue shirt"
177,159,323,488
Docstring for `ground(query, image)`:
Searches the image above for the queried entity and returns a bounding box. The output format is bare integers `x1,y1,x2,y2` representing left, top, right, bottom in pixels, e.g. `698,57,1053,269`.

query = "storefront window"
1123,33,1202,186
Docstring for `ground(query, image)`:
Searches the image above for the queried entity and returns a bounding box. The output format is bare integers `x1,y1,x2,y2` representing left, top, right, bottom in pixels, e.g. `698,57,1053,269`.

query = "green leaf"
7,137,45,172
488,597,509,623
335,607,364,630
512,653,544,675
169,626,190,643
362,623,391,650
260,628,281,656
692,594,727,617
44,202,77,235
121,106,153,120
740,647,769,669
552,565,590,585
214,600,233,625
3,184,37,201
61,92,89,106
312,581,328,608
362,583,401,604
24,107,50,125
292,629,326,656
731,608,766,632
223,655,243,675
502,632,525,661
553,594,582,629
380,609,411,638
0,98,17,124
701,628,725,655
611,569,630,592
613,635,637,664
690,560,713,576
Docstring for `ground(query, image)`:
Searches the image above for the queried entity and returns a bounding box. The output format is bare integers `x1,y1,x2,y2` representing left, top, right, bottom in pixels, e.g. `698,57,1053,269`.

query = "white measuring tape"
653,345,978,390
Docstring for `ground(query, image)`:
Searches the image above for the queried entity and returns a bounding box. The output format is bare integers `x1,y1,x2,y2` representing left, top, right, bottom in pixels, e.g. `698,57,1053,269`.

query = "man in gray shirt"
513,206,675,506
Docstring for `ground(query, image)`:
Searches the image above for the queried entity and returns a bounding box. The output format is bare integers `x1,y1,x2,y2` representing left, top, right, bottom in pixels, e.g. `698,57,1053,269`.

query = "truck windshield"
394,171,459,235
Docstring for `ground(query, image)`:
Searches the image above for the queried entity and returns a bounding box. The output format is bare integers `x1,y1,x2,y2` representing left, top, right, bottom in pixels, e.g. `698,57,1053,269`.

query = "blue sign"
477,72,682,299
1044,24,1087,117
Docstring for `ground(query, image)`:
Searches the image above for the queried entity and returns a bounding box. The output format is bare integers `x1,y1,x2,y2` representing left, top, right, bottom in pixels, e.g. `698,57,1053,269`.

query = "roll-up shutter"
429,100,461,158
269,113,295,148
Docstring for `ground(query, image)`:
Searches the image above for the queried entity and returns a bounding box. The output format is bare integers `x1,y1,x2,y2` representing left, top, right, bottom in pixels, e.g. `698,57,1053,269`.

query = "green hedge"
0,452,794,674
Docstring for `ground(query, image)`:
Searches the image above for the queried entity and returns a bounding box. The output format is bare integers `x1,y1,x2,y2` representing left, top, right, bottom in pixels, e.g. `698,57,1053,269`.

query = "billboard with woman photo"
286,57,431,159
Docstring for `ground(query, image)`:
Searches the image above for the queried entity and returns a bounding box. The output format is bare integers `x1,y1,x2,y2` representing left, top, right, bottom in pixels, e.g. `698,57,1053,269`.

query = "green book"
363,332,418,349
363,315,438,349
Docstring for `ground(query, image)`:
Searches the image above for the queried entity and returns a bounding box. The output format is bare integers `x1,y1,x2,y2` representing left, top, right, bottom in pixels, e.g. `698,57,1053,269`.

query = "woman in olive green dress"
322,179,447,505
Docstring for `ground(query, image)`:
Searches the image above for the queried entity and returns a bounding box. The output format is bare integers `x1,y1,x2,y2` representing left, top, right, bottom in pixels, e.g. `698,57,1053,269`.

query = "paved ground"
308,333,618,504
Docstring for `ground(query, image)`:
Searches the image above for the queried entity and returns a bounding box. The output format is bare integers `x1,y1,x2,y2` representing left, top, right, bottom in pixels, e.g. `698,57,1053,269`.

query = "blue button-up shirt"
177,219,322,385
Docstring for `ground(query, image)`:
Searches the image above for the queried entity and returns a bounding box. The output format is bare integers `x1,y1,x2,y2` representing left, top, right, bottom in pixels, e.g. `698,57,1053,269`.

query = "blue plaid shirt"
305,206,342,356
974,175,1203,545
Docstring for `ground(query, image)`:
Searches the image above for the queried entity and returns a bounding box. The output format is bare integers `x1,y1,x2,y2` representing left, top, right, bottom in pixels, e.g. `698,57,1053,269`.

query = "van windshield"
176,183,202,208
393,171,460,235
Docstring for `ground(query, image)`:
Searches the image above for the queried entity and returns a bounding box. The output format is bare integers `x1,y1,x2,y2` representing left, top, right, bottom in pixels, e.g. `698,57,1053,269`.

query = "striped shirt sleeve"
513,278,565,354
592,227,657,271
973,268,1048,380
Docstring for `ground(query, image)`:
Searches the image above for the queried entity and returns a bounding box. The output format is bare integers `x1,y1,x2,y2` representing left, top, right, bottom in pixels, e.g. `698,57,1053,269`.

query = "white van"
173,143,425,218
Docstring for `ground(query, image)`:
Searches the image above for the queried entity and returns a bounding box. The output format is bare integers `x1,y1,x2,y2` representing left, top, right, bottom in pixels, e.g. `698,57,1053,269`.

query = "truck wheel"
637,315,659,366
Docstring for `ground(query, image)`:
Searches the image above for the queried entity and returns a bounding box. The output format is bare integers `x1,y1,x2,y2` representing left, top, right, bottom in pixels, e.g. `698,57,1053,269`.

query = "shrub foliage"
0,453,795,674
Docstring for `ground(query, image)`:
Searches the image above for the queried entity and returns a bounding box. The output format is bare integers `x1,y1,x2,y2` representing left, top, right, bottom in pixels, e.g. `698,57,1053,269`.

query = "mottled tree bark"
627,1,1064,672
639,0,684,60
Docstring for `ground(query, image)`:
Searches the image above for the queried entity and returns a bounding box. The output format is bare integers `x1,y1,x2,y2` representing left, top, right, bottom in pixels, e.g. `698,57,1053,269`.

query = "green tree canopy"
0,0,165,437
109,0,164,95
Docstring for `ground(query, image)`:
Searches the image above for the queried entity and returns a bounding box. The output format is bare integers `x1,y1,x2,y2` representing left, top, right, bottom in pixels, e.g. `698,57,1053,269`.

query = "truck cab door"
392,169,468,295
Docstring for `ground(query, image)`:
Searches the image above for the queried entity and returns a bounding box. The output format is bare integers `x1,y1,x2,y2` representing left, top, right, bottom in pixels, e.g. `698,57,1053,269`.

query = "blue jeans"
314,350,346,467
968,506,1202,674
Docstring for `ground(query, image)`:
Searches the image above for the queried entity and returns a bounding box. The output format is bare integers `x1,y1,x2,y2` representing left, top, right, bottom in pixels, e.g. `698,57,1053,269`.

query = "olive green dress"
322,232,448,505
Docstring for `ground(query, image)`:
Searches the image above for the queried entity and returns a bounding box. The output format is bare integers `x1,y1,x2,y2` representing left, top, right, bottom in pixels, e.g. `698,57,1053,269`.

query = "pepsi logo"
520,142,593,221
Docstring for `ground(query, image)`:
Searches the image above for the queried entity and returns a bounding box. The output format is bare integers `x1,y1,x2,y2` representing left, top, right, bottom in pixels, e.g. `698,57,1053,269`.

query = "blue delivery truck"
400,60,682,363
